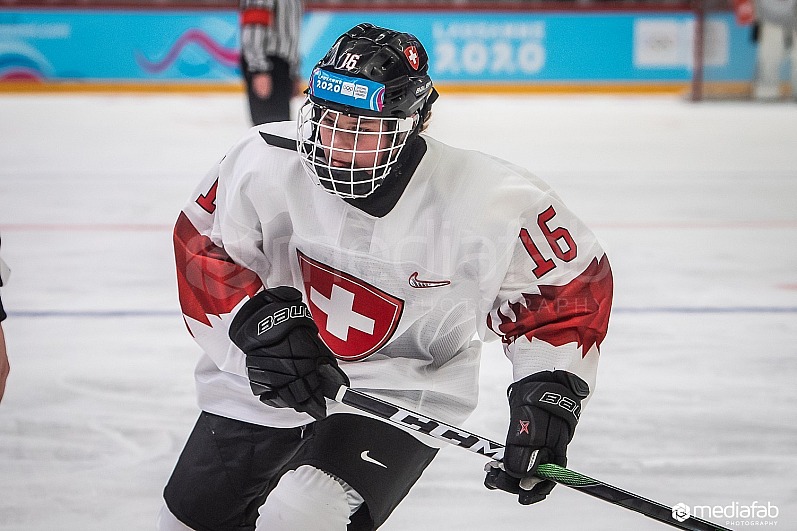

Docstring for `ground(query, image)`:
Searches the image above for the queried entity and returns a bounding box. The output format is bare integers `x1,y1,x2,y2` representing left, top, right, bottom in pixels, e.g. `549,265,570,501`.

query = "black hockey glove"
228,286,349,421
484,370,589,505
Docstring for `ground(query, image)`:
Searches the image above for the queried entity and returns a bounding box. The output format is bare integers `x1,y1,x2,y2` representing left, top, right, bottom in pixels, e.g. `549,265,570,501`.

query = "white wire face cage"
297,98,417,199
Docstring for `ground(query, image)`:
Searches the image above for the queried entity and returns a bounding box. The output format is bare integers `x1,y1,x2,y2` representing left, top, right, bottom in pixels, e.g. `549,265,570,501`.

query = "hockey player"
159,23,613,531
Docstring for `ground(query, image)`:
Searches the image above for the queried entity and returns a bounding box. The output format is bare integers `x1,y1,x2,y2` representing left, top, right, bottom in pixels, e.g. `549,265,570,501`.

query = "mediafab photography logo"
672,501,779,526
672,502,691,522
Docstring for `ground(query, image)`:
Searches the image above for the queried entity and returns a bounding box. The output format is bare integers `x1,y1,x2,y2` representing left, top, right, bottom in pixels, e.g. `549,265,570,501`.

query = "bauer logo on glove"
229,286,349,420
485,370,589,505
257,304,313,336
538,391,582,419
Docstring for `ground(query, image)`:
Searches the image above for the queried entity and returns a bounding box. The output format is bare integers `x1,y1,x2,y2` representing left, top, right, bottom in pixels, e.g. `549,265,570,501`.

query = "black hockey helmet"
307,23,438,120
297,24,438,199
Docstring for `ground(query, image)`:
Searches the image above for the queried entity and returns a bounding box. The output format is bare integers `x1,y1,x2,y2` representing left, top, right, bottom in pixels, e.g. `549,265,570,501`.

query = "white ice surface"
0,93,796,530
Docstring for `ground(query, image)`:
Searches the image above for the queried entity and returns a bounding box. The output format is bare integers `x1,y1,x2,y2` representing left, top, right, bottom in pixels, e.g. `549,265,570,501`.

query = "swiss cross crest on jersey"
404,45,420,70
297,250,404,361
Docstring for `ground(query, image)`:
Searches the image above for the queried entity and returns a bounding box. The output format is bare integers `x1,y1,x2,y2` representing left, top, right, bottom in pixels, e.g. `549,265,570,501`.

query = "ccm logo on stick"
539,391,581,419
388,409,504,460
257,305,312,335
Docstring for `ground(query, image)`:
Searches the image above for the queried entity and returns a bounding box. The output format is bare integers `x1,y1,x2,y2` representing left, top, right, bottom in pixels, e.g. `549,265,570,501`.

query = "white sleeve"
485,192,613,403
173,159,265,376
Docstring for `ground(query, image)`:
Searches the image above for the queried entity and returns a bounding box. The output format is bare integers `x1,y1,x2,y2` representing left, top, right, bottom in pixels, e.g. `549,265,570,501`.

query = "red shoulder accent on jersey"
173,212,263,327
491,255,613,357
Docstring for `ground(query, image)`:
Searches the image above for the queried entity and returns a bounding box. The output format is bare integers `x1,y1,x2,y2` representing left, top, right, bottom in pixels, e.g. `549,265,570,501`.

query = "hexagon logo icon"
671,502,691,523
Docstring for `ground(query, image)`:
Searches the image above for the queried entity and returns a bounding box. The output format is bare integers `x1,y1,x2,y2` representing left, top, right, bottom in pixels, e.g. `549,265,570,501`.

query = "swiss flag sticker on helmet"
404,45,420,70
298,250,403,361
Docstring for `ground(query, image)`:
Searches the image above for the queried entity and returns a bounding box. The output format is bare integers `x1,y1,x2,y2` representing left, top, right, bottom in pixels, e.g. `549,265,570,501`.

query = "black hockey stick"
325,382,732,531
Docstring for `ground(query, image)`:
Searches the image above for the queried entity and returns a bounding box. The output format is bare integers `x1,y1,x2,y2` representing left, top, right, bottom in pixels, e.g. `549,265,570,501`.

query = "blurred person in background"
240,0,303,124
0,236,10,403
753,0,797,100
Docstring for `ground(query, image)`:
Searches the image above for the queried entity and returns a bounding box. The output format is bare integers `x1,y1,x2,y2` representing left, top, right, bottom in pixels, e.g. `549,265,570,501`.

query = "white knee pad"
256,465,364,531
156,504,195,531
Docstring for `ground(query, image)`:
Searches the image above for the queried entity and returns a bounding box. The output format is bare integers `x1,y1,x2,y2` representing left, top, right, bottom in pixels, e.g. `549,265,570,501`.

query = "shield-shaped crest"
404,45,420,70
297,250,403,361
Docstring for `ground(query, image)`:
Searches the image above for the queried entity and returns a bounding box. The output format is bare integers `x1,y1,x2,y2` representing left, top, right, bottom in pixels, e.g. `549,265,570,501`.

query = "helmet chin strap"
313,165,386,198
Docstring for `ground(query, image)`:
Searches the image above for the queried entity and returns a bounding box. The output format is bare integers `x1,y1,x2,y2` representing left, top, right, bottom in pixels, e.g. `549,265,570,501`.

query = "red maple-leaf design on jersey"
173,212,262,327
490,255,613,357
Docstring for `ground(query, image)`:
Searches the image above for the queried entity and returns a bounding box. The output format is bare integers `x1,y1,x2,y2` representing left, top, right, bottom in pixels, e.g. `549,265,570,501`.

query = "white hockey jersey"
173,121,613,429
